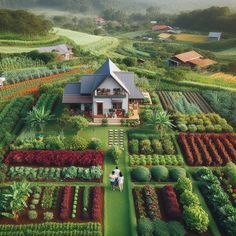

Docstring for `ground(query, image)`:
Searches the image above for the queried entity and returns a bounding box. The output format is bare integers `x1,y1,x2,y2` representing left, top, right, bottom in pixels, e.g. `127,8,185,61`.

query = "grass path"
104,129,135,236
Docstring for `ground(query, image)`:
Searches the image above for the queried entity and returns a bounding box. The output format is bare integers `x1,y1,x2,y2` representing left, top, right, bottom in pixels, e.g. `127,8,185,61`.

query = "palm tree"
25,106,54,133
147,111,175,137
0,181,32,220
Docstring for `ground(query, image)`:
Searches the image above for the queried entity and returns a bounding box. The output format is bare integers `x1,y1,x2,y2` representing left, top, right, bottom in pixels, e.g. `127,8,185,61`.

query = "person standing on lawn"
113,166,121,187
118,172,124,192
109,171,116,191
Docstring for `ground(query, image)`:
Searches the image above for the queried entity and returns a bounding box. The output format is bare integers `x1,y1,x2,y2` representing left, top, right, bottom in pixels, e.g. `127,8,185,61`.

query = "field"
175,33,208,43
54,27,120,56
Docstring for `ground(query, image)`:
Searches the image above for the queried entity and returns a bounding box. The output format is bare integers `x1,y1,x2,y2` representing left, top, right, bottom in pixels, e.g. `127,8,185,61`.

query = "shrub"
129,139,139,154
225,162,236,187
102,118,108,126
69,115,89,130
188,124,197,132
153,219,169,236
106,146,122,164
180,190,200,206
66,135,88,151
183,205,209,233
88,138,103,150
177,123,188,132
28,210,38,220
131,167,151,182
151,166,169,181
169,167,186,181
140,139,153,154
196,125,205,132
167,221,186,236
43,212,54,221
138,217,153,236
152,140,163,154
175,177,192,194
45,136,65,150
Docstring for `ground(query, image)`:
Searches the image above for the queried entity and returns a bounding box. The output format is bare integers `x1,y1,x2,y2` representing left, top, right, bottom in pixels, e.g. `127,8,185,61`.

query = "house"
63,59,144,119
208,32,222,41
0,77,5,87
37,44,74,61
152,24,173,32
169,50,217,68
95,16,106,25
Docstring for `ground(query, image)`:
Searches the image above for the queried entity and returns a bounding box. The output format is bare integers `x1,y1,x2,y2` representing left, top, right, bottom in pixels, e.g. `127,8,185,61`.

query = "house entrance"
97,103,103,115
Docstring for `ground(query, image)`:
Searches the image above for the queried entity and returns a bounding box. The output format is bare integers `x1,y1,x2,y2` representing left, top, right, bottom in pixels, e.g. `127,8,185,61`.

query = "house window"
112,103,122,109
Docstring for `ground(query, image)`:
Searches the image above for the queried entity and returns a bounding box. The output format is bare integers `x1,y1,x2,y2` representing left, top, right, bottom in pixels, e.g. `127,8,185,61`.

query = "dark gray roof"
64,82,81,95
114,72,144,99
80,75,106,94
95,59,121,75
208,32,221,38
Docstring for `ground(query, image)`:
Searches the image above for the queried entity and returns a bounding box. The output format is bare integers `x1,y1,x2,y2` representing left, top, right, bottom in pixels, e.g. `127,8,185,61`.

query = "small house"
95,16,106,25
169,50,217,68
0,77,5,87
208,32,222,41
37,44,74,61
152,24,173,32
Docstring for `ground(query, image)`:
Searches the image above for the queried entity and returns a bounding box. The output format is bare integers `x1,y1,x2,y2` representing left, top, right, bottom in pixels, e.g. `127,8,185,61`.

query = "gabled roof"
81,59,130,94
152,25,173,31
189,58,217,67
208,32,221,38
174,50,202,63
38,44,72,55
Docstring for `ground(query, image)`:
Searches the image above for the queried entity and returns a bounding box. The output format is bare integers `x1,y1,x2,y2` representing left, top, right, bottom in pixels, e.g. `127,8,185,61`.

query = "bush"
131,167,151,182
43,212,54,221
177,123,188,132
169,167,186,181
167,221,186,236
106,146,122,164
129,139,139,154
88,138,103,150
153,219,169,236
45,136,65,150
102,118,108,126
152,140,163,154
69,115,89,130
28,210,38,220
183,205,209,233
138,217,153,236
188,124,197,132
180,190,200,206
140,139,153,154
225,162,236,187
175,177,192,194
66,135,88,150
151,166,169,182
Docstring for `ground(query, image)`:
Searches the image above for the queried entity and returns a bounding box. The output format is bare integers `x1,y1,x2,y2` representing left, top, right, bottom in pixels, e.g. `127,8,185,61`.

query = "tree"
147,111,175,137
0,181,32,220
123,57,136,67
25,107,54,133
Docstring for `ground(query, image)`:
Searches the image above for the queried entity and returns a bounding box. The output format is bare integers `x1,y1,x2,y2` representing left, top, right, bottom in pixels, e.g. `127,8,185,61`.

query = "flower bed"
4,150,104,167
178,133,236,166
129,154,184,166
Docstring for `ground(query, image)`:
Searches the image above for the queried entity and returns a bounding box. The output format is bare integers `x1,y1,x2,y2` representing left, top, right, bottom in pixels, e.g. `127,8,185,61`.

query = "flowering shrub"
4,150,104,167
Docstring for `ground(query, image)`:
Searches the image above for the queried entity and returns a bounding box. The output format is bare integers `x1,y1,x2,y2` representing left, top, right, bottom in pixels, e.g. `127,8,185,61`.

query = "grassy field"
54,27,120,56
0,46,38,53
175,33,208,43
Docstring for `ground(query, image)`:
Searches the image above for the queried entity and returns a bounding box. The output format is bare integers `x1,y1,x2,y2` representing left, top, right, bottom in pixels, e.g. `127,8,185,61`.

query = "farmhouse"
208,32,222,41
152,24,173,32
37,44,74,61
95,16,106,25
63,59,144,120
169,50,217,68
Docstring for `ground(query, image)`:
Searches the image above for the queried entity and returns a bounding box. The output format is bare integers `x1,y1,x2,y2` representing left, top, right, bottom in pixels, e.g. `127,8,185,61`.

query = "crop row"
179,133,236,166
4,150,104,167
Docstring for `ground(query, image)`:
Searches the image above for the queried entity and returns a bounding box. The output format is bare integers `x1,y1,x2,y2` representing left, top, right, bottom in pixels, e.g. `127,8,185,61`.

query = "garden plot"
133,178,211,235
0,184,103,230
158,91,213,113
108,129,124,148
179,133,236,166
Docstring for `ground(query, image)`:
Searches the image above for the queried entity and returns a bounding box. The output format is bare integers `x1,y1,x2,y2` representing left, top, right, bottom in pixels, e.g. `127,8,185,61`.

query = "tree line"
0,9,53,36
174,7,236,33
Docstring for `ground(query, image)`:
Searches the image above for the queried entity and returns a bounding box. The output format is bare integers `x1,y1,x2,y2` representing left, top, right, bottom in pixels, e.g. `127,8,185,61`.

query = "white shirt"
109,174,116,182
114,169,120,178
118,176,124,184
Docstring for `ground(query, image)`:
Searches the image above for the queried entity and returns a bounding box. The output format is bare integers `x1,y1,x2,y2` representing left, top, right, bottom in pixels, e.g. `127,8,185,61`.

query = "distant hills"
0,0,235,14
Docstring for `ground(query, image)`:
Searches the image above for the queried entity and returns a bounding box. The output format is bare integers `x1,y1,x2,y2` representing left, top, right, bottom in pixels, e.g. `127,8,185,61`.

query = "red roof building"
152,24,173,31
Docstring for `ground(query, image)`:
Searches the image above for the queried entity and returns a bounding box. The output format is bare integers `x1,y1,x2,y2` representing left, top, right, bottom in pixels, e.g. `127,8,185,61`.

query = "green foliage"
175,177,192,194
43,212,54,221
45,136,65,150
140,139,152,154
123,57,136,67
69,115,89,131
28,210,38,220
153,219,169,236
225,162,236,187
151,166,169,182
106,145,122,164
82,187,90,219
167,221,186,236
138,217,153,236
180,190,200,206
88,138,103,150
131,166,151,182
183,205,209,233
129,139,139,154
65,135,88,151
169,167,186,181
174,96,202,114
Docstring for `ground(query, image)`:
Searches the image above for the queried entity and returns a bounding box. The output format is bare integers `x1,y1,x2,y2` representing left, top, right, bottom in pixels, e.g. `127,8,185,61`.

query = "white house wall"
98,76,122,90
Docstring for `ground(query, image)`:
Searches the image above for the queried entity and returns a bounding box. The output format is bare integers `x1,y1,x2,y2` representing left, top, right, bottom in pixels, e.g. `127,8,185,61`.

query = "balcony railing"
95,89,126,97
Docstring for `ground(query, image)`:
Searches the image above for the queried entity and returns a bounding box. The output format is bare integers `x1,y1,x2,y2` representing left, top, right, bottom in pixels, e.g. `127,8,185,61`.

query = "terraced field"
54,27,119,56
175,33,208,43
